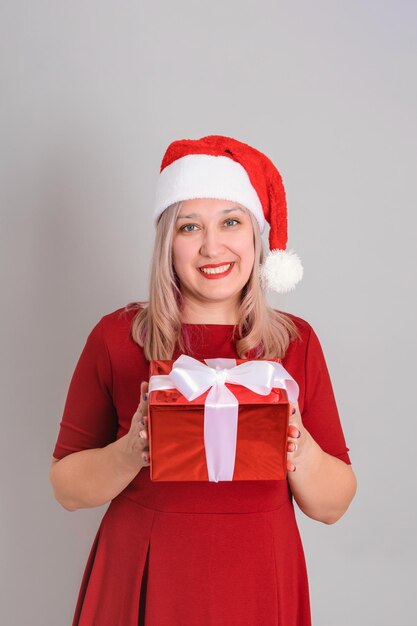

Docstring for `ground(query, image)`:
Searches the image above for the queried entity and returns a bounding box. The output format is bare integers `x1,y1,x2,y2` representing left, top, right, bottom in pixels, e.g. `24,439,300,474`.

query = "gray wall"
1,1,416,624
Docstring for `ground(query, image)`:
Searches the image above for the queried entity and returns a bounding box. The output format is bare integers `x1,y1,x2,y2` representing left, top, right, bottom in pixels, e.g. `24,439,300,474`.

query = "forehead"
178,198,249,217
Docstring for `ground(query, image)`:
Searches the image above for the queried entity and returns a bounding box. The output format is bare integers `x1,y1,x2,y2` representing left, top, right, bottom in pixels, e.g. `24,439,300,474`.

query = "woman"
50,135,357,626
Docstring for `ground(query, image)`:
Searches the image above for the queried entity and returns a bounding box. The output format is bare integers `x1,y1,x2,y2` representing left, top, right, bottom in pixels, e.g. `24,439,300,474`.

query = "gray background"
1,1,416,625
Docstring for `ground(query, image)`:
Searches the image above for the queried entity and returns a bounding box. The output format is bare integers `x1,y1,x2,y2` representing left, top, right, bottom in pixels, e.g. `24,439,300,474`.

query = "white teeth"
200,263,232,275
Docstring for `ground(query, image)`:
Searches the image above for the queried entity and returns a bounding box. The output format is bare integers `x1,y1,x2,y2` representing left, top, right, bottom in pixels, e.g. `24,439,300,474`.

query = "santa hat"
153,134,303,293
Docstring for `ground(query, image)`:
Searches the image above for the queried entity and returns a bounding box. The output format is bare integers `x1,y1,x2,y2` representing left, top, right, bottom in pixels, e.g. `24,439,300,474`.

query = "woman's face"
172,198,255,308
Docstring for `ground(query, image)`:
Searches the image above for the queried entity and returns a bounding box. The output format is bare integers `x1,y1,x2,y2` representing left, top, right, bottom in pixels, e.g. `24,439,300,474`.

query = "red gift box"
148,356,298,482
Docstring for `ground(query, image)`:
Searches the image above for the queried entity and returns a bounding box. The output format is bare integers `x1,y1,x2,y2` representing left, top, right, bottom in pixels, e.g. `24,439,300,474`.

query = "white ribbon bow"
149,355,299,482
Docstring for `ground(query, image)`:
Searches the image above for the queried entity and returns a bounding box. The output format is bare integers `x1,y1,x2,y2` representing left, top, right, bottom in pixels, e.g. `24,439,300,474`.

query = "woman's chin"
194,286,243,304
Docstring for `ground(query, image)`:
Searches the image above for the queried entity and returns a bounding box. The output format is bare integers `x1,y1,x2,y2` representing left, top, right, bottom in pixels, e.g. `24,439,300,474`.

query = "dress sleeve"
52,317,119,460
302,325,352,465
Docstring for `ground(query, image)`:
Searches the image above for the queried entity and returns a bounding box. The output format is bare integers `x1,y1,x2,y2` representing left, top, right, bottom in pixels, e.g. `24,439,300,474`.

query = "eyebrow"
176,206,246,220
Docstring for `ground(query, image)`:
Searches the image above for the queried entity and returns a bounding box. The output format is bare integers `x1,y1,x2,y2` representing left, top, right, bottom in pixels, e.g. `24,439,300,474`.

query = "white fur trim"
154,154,265,232
259,249,303,293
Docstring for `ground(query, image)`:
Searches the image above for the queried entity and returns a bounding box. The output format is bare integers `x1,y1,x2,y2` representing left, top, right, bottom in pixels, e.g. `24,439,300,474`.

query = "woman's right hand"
117,381,150,472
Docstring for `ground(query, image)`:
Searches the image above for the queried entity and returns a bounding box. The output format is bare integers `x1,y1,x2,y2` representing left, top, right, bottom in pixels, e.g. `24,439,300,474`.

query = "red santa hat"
153,134,303,293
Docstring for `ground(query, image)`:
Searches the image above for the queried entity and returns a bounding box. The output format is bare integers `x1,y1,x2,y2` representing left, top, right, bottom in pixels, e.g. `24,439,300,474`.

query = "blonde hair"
126,201,300,359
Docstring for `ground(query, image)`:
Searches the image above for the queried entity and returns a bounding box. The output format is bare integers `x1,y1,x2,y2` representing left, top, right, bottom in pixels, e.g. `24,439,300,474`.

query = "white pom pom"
259,248,303,293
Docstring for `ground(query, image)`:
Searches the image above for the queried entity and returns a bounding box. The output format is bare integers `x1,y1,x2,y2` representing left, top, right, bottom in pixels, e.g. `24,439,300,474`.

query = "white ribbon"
149,355,299,482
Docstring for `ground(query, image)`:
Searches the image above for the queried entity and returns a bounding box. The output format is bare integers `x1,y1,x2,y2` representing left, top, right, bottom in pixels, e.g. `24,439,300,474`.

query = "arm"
285,322,357,524
286,410,357,524
50,383,150,511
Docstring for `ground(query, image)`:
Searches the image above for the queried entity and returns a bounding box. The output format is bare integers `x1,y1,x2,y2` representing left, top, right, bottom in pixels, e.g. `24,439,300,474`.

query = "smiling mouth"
198,262,234,275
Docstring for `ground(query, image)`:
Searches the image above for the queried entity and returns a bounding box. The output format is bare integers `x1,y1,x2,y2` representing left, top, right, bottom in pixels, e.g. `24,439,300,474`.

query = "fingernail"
297,430,301,438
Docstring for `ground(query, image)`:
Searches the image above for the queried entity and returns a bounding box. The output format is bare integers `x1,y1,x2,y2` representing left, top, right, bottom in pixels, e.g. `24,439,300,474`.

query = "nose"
199,226,226,258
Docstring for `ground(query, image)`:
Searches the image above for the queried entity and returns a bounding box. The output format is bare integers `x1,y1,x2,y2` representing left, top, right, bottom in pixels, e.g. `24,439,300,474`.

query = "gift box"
147,355,299,482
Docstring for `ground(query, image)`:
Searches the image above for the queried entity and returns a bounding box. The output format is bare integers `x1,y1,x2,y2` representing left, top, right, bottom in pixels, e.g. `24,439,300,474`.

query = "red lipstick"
198,262,235,280
199,262,234,269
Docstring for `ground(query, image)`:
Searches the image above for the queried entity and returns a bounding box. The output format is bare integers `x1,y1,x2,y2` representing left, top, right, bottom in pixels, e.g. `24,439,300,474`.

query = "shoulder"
275,309,330,366
89,302,146,350
98,302,145,331
274,308,313,343
100,302,142,323
86,303,149,370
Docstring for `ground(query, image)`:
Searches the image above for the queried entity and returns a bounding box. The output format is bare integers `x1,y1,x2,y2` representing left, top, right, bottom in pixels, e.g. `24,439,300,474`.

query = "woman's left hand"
286,401,309,473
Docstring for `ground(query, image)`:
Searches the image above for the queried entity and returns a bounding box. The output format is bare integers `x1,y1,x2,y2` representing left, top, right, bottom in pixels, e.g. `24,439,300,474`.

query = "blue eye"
179,218,240,232
180,224,198,232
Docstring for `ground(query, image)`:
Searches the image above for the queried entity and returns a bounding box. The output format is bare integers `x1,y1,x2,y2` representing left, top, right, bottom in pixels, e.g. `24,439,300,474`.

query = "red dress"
52,305,351,626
